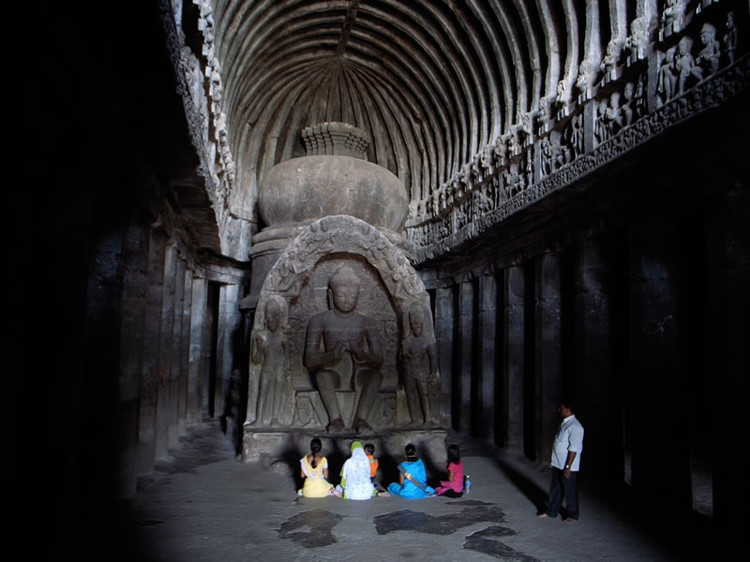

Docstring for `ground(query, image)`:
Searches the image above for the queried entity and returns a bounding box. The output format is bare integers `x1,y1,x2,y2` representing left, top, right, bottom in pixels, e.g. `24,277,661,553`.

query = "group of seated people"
298,438,465,500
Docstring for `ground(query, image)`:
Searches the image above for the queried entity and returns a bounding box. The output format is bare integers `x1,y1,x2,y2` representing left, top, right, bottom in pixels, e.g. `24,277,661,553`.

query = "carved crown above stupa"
301,122,371,159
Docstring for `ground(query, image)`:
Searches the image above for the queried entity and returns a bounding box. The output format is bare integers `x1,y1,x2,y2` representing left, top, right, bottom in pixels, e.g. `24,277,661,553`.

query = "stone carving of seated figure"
303,265,384,433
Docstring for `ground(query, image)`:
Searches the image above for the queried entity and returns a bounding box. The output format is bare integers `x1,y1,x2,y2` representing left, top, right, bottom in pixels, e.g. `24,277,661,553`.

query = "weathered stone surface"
245,214,445,439
258,154,408,234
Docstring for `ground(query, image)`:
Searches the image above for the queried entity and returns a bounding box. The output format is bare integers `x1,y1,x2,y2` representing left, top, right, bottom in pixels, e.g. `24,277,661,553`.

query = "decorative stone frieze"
408,54,749,263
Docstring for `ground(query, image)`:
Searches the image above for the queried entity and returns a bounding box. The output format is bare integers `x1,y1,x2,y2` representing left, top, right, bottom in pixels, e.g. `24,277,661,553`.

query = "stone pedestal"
242,427,449,477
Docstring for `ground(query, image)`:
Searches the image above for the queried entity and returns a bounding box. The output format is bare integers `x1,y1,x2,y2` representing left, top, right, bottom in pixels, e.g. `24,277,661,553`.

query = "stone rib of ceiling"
209,0,581,212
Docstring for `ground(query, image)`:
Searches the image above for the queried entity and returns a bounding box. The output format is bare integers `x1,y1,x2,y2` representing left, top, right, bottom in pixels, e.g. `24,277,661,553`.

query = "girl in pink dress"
435,444,464,497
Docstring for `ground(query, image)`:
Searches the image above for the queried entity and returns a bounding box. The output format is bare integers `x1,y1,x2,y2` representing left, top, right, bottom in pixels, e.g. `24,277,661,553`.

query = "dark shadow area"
493,457,549,515
487,441,729,560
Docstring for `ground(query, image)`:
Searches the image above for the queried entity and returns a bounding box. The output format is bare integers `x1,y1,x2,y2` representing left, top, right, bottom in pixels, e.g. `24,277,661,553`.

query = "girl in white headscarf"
339,441,376,500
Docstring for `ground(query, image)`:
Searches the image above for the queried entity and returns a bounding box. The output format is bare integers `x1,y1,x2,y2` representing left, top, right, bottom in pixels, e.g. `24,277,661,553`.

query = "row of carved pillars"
115,221,244,498
426,182,746,531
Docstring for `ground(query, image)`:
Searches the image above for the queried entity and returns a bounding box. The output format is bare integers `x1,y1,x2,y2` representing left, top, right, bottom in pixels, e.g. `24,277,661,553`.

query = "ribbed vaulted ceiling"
209,0,622,207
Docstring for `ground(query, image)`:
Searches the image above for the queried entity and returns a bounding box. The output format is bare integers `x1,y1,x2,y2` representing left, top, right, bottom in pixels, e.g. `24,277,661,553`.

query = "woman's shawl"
341,441,375,500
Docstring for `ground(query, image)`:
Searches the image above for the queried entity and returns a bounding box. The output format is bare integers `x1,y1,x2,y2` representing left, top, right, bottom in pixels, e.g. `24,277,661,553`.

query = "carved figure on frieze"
523,150,534,186
657,47,678,106
696,23,721,77
508,165,524,198
676,36,702,94
498,170,509,202
724,12,737,64
507,127,519,157
541,137,564,177
400,302,441,427
555,80,569,118
540,138,553,177
437,219,450,241
459,163,472,194
449,178,460,206
519,113,533,147
660,0,685,40
634,75,647,119
432,188,441,216
536,97,550,134
454,197,468,231
601,40,620,82
480,144,494,176
575,60,593,101
595,100,609,145
568,113,584,159
625,16,649,64
469,155,482,185
439,187,448,213
622,82,636,125
605,92,624,137
476,180,495,215
491,135,506,169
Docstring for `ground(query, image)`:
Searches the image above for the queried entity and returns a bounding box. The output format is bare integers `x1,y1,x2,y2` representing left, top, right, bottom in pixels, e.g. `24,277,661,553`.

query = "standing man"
538,402,584,523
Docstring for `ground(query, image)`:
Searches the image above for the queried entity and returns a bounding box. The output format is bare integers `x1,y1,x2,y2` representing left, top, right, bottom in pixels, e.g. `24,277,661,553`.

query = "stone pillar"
535,251,562,464
168,257,187,448
177,267,193,436
627,221,686,503
457,278,475,434
573,236,615,477
216,283,242,424
706,182,749,534
155,244,177,460
501,265,525,452
117,221,149,496
435,284,456,429
187,277,208,424
138,228,167,475
478,272,498,443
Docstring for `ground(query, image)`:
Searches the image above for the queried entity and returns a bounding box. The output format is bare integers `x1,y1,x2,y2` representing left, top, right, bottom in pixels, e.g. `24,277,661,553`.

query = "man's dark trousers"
546,467,579,519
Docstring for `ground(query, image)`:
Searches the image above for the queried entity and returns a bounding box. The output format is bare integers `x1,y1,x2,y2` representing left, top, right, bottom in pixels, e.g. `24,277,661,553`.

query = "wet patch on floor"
375,508,455,535
374,500,506,536
278,509,343,547
463,526,538,560
279,500,536,559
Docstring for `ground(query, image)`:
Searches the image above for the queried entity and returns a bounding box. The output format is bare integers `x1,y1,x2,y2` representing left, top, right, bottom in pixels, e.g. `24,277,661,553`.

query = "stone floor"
113,422,722,561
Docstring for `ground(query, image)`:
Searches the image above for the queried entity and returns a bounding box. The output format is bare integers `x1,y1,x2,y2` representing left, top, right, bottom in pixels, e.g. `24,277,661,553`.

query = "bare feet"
563,518,576,523
327,418,345,433
354,417,372,433
537,513,550,518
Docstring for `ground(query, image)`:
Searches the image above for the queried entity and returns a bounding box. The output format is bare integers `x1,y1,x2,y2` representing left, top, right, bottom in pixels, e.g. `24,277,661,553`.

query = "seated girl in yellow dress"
299,437,341,498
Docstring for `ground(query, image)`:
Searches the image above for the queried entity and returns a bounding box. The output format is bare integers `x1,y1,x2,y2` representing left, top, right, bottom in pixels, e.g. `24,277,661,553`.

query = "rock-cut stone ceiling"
204,0,571,196
166,0,746,262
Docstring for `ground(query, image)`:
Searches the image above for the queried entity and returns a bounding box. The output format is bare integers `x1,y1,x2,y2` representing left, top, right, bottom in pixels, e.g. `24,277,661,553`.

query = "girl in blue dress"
387,443,435,498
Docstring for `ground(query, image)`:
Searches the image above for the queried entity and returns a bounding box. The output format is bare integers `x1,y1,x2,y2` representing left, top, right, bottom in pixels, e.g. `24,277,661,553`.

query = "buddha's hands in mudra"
333,336,370,364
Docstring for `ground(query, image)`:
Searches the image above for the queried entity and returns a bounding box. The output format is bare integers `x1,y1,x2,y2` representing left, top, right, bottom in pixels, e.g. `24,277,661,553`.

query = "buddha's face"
330,282,360,313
